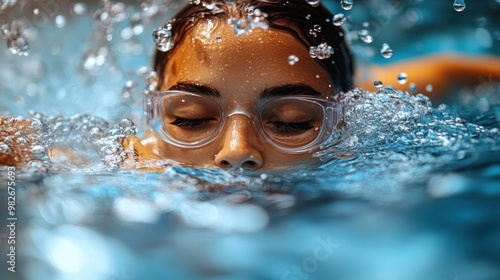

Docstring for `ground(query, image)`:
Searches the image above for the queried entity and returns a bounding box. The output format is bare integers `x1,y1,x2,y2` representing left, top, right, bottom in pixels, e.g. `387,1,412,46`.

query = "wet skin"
140,20,335,170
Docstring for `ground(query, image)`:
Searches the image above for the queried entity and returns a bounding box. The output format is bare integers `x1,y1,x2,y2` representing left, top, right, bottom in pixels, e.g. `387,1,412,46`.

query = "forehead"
162,19,334,95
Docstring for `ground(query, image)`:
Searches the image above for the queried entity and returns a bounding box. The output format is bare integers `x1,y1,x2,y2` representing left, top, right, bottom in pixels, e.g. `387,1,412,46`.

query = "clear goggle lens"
147,91,341,153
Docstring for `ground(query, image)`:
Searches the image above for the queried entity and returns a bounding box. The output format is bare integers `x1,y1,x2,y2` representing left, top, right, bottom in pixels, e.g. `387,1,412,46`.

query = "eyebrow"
169,82,220,97
260,84,322,99
169,82,322,99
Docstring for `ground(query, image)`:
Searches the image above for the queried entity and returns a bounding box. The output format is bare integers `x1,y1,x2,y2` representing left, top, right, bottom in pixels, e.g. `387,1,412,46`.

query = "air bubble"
374,80,383,88
358,29,373,43
397,73,407,84
313,24,321,32
340,0,353,10
380,43,393,58
453,0,466,12
288,55,299,65
332,13,346,26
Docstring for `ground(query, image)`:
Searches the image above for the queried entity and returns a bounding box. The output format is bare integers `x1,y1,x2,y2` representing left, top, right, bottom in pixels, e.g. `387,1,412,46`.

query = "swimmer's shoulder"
355,53,500,100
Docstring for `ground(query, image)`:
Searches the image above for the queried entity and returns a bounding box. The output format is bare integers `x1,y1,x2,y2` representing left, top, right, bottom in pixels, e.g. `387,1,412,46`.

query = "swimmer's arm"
356,54,500,99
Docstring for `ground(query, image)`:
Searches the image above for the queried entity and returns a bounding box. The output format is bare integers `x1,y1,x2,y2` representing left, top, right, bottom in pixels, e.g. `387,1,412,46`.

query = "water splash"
93,0,127,32
79,0,130,73
315,88,500,188
0,0,17,12
0,114,137,172
227,7,269,36
1,20,30,56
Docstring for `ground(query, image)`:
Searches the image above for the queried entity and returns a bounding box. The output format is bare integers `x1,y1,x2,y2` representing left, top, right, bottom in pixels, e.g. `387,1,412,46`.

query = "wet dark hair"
153,0,354,93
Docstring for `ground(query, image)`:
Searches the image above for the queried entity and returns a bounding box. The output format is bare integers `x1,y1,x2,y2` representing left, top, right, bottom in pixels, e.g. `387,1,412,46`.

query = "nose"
215,115,264,170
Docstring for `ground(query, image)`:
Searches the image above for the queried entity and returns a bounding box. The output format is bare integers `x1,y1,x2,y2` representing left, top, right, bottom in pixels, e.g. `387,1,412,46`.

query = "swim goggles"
145,90,342,154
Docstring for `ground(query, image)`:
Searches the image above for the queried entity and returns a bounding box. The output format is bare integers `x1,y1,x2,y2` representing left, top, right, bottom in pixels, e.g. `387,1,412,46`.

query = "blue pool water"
1,0,500,279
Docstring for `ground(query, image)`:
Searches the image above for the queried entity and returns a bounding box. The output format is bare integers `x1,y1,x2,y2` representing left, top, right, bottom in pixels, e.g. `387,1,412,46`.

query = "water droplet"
313,24,321,32
425,84,433,92
358,29,373,43
306,0,320,7
33,8,39,15
288,55,299,65
145,71,159,90
121,27,133,40
7,36,29,56
455,117,465,124
227,8,269,36
306,14,311,20
55,15,66,28
397,72,407,84
332,13,346,26
374,80,383,88
409,82,417,93
153,26,174,52
204,2,216,10
453,0,466,12
309,42,334,60
340,0,353,10
380,43,393,58
122,80,138,99
0,0,17,12
73,3,87,15
93,1,127,31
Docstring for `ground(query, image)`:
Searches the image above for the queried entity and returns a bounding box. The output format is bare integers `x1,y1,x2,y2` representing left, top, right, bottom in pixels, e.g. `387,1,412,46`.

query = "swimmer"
1,0,499,170
134,0,500,170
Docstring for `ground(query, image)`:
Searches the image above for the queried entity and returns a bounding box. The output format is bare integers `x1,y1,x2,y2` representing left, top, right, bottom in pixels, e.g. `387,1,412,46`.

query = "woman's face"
143,20,335,170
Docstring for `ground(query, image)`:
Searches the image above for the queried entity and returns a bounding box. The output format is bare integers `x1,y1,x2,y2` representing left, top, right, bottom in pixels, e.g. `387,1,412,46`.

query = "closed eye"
170,117,215,128
269,121,314,133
